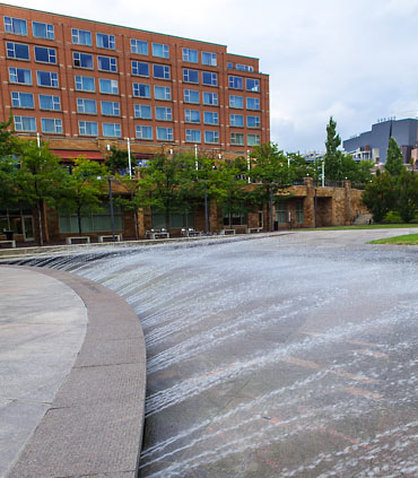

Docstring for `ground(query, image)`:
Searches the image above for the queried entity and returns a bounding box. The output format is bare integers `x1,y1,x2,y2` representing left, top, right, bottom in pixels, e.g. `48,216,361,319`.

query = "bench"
220,229,236,235
0,240,16,248
145,229,170,239
65,236,91,245
98,234,122,243
181,228,202,237
246,227,263,234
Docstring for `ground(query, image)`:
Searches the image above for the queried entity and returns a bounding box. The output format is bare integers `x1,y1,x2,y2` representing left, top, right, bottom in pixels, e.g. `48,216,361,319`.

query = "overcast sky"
8,0,418,152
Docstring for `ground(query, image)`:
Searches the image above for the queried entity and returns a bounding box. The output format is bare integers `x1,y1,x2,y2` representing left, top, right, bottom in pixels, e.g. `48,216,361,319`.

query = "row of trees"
1,115,382,245
362,137,418,222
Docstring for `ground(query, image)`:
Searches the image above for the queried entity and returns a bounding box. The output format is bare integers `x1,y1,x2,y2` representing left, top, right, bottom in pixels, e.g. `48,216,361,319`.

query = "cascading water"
8,231,418,477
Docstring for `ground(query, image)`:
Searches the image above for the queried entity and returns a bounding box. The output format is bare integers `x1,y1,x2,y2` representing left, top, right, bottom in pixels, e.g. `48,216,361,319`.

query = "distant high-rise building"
343,118,418,164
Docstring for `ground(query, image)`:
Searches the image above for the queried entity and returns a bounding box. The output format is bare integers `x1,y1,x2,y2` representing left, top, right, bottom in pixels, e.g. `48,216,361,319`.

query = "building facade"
343,118,418,164
0,3,270,160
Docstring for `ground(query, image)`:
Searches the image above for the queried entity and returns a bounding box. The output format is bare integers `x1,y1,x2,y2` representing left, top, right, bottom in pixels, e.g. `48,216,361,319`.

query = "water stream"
9,232,418,477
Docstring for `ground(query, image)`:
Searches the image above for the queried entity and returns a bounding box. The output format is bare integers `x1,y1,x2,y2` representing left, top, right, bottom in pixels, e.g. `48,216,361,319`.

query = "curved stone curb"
7,266,146,478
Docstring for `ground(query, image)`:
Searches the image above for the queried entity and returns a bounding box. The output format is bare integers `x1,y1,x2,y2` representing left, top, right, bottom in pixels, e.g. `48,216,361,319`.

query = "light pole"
126,137,132,178
204,182,209,235
321,160,325,187
247,150,251,184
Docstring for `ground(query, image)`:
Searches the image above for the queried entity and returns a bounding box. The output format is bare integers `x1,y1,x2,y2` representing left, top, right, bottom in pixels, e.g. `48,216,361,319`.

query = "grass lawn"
369,234,418,245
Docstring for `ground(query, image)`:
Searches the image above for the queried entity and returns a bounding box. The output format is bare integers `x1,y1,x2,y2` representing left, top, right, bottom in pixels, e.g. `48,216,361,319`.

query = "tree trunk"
37,201,44,246
77,206,82,235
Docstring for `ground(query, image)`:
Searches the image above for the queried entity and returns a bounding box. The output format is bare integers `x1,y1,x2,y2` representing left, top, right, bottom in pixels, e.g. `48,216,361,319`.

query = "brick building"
0,3,270,159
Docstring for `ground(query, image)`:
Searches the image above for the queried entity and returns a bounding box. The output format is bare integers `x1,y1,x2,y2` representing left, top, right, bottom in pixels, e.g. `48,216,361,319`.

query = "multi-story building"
0,3,270,162
343,118,418,165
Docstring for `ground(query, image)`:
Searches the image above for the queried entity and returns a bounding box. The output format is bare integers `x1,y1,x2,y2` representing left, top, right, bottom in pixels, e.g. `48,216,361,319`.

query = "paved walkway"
0,266,146,478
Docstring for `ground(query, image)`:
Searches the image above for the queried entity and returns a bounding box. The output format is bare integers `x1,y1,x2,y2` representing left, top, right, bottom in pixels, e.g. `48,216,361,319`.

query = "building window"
296,201,304,224
230,114,244,127
98,56,117,72
229,76,243,90
101,100,120,116
41,118,62,134
155,106,172,121
203,92,218,106
96,33,115,49
185,109,200,123
6,42,29,60
247,116,260,128
77,98,97,114
131,39,148,55
136,125,153,140
156,127,173,141
153,64,170,79
11,92,34,109
37,71,59,87
103,123,121,137
99,78,118,94
229,95,243,108
231,132,244,146
72,28,92,46
247,134,260,146
34,46,56,64
246,97,260,110
75,75,95,92
79,120,98,136
133,83,150,98
227,62,234,69
204,111,218,125
202,51,217,66
236,64,254,72
184,89,199,104
33,21,54,40
186,129,201,143
182,48,198,63
183,68,199,83
131,61,149,77
246,79,260,92
4,16,27,35
204,130,219,144
39,94,61,111
154,85,171,100
202,72,217,86
152,43,169,58
134,104,152,119
9,67,31,84
14,115,36,132
73,52,93,69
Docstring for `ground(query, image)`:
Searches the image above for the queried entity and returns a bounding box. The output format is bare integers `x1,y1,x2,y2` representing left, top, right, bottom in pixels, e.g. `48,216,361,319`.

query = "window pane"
75,75,95,92
39,94,61,110
134,104,152,119
98,56,117,72
77,98,97,114
132,61,149,77
131,39,148,55
41,118,62,133
72,28,92,46
152,43,169,58
11,92,34,108
4,17,27,35
99,78,118,94
182,48,198,63
203,92,218,106
133,83,150,98
183,69,198,83
136,125,153,139
202,51,217,66
96,33,115,49
14,115,36,131
153,64,170,79
6,42,29,60
34,46,56,64
154,86,171,100
156,127,173,141
229,76,243,89
73,52,93,69
33,21,54,39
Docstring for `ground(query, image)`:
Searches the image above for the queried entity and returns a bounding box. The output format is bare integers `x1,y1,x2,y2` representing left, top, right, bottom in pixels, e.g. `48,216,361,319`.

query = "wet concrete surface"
7,229,418,477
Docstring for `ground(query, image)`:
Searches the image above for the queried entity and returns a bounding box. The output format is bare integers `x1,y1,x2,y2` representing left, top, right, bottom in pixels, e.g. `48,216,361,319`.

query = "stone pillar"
303,177,315,227
344,180,352,225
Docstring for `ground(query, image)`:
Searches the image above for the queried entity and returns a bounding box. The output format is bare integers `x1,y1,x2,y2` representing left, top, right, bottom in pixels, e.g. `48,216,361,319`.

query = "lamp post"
204,182,209,235
126,137,132,178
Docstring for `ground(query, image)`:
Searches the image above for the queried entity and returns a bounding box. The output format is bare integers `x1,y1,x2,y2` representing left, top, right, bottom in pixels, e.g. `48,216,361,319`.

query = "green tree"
324,116,344,181
396,168,418,222
362,170,396,223
61,157,108,235
113,174,144,239
138,153,196,229
106,146,129,175
250,143,290,230
15,141,67,245
385,137,404,176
